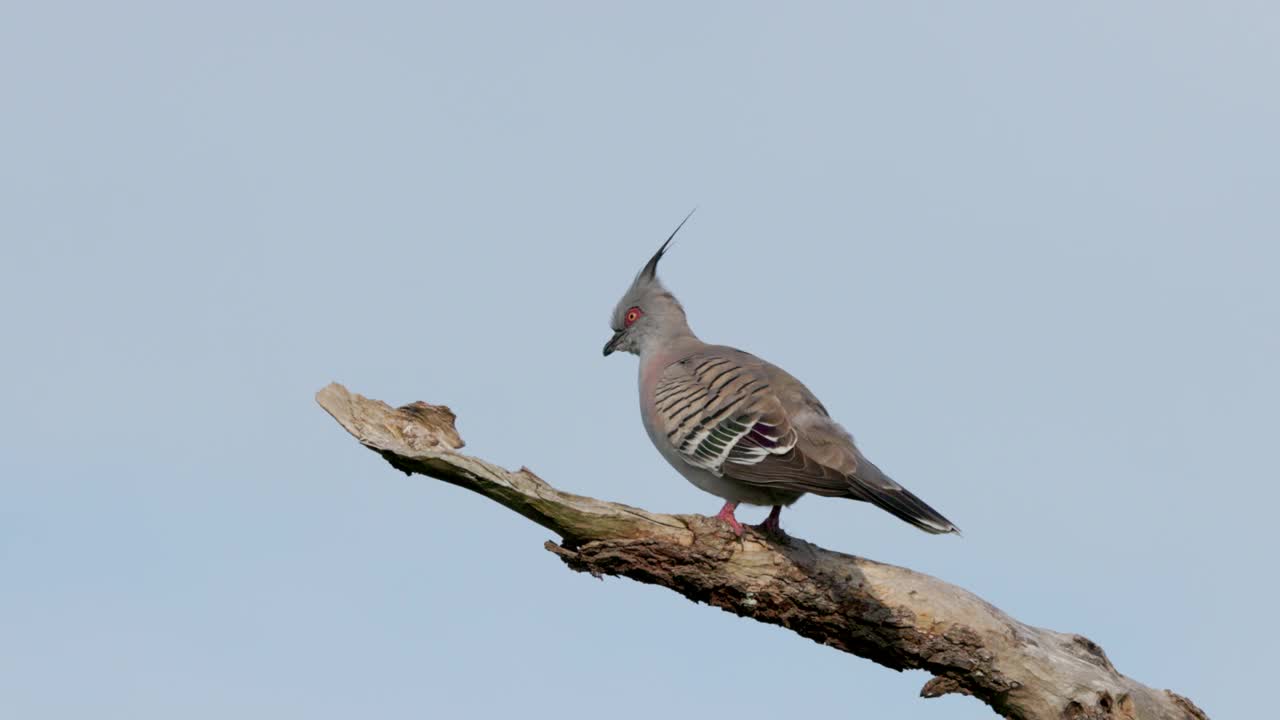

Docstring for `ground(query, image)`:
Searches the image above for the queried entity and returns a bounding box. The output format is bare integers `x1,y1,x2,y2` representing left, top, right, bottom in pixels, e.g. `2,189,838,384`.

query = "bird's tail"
846,460,959,535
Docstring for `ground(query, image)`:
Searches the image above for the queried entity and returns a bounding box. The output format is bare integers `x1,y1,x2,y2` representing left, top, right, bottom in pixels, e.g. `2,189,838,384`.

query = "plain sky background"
2,3,1276,718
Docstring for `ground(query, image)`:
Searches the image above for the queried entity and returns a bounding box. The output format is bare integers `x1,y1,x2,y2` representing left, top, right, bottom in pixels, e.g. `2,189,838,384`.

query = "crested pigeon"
603,214,959,536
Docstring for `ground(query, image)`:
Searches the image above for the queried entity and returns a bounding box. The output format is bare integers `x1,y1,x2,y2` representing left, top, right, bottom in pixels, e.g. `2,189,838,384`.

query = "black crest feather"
639,208,696,281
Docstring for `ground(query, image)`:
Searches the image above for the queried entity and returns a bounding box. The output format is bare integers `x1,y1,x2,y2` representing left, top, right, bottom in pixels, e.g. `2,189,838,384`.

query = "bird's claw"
752,505,785,537
715,501,745,536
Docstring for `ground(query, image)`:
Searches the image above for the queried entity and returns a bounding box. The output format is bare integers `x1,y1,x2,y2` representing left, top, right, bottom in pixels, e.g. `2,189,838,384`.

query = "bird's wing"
653,347,958,534
651,347,850,495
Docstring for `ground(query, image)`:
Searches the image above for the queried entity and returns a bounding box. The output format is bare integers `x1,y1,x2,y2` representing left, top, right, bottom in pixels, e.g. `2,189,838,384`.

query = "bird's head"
603,211,696,357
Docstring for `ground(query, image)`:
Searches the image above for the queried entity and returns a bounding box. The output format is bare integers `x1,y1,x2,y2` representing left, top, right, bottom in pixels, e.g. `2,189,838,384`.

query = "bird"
602,213,959,537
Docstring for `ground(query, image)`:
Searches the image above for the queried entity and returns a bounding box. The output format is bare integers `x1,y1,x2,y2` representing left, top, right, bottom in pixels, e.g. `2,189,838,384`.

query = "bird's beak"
603,330,625,357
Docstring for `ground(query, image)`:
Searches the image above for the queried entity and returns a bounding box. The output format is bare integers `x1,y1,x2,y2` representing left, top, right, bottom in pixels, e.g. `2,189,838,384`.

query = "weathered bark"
316,382,1208,720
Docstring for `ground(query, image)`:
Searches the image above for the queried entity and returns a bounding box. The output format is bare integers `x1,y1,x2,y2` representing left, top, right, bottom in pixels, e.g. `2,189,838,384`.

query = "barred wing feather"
653,352,796,474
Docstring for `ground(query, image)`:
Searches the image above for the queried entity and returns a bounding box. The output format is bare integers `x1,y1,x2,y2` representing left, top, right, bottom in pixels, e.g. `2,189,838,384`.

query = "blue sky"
2,3,1275,718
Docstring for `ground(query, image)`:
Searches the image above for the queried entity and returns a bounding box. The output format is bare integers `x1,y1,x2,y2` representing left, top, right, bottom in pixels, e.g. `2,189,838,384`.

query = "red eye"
624,307,642,326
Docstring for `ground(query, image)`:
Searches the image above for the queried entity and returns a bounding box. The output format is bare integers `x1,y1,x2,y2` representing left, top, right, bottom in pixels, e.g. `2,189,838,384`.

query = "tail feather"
847,462,959,535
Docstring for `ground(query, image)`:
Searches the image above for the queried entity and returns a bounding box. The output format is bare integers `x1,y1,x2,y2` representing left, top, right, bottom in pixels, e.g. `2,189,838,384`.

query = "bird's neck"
636,317,702,407
638,323,701,363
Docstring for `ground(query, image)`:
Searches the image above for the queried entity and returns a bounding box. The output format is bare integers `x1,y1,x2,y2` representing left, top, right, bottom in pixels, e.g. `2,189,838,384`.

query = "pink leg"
756,505,783,534
715,501,744,536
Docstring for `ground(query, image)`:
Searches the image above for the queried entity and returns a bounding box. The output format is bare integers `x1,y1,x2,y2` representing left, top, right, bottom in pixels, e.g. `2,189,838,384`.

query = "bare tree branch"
316,382,1208,720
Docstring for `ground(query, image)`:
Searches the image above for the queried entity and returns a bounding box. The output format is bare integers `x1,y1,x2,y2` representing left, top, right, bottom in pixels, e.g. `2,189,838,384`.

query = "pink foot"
715,501,744,536
755,505,784,534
